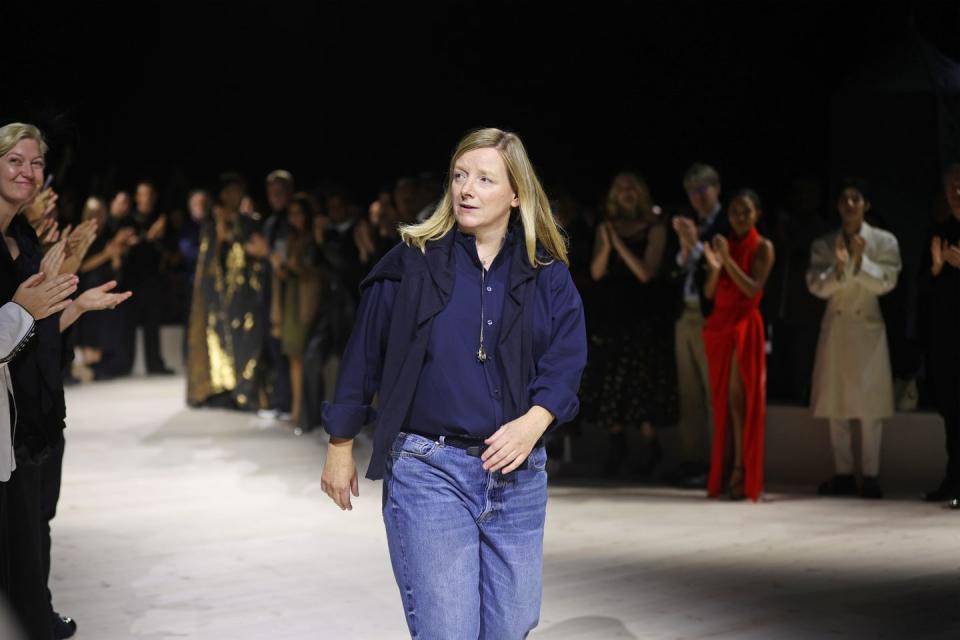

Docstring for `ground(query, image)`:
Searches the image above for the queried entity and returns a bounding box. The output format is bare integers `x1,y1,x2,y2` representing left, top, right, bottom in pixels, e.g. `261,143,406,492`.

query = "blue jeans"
383,432,548,640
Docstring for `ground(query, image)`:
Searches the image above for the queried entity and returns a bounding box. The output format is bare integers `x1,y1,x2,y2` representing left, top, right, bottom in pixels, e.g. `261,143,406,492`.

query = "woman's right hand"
321,438,359,511
40,238,68,279
12,272,79,320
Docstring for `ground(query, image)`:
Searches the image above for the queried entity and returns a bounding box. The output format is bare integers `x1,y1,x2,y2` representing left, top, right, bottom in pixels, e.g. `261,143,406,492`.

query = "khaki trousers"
674,304,713,463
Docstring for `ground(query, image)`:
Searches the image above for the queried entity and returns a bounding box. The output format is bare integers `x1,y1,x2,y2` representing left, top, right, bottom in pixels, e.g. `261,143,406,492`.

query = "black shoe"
680,472,707,489
925,478,955,502
633,437,663,479
860,476,884,500
672,461,708,489
817,474,857,496
147,366,176,376
52,612,77,639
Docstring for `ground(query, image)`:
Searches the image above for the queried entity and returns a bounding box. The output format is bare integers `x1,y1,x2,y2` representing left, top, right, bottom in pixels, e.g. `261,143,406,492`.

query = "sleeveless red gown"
702,227,766,501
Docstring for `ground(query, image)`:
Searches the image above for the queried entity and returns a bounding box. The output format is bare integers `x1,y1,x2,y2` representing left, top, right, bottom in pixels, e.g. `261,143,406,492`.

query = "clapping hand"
146,215,167,242
849,234,866,270
703,240,723,271
12,272,79,320
672,216,698,258
25,188,58,225
834,233,849,272
40,238,68,280
945,242,960,269
75,281,133,312
711,234,730,264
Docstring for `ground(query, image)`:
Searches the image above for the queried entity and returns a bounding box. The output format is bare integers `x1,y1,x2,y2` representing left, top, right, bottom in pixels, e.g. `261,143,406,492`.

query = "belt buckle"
466,444,485,457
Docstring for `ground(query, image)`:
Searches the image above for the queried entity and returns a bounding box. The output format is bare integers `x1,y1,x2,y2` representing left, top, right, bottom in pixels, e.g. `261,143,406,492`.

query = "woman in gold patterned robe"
187,174,268,408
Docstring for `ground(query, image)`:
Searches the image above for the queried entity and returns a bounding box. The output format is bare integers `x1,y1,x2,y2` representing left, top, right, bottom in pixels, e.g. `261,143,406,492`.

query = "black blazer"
669,207,730,318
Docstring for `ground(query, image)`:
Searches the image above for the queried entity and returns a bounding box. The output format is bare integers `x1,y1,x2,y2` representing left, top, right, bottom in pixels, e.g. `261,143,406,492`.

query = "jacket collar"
419,224,538,325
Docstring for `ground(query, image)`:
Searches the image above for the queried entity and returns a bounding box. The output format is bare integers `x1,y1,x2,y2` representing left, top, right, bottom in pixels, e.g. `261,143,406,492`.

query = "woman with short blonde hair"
322,128,587,639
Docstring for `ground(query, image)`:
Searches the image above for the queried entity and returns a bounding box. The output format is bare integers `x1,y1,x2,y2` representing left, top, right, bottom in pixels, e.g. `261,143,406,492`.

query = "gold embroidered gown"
187,214,265,408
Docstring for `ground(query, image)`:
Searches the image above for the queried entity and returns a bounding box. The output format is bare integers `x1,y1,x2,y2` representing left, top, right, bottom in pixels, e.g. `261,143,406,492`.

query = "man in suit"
671,163,730,487
924,164,960,504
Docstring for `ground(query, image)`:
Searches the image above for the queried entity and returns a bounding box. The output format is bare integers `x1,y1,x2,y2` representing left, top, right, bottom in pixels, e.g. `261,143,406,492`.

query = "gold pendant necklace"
477,268,487,363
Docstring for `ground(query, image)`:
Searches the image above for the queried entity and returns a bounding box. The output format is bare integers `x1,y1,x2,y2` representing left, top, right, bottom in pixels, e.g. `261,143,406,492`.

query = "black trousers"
931,353,960,489
0,437,64,640
119,277,167,374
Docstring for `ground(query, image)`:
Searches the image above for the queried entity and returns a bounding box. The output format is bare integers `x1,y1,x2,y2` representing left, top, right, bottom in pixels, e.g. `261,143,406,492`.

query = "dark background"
2,0,960,404
3,0,958,210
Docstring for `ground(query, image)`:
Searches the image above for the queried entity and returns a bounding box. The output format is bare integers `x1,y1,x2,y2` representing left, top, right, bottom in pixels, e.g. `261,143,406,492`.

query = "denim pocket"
526,446,547,472
389,432,441,460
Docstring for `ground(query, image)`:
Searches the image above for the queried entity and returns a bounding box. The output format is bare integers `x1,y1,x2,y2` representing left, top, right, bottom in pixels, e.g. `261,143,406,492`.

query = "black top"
1,215,67,462
118,208,164,286
923,216,960,352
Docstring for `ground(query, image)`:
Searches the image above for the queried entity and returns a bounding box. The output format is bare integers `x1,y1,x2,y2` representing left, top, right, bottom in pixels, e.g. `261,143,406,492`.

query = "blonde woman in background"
583,172,678,479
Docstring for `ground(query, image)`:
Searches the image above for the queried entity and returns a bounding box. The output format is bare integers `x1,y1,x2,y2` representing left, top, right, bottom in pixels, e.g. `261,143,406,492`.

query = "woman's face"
945,171,960,220
220,183,245,211
188,192,209,222
837,187,868,226
727,195,759,237
288,201,306,232
0,138,44,209
613,176,640,213
451,147,518,236
111,191,131,218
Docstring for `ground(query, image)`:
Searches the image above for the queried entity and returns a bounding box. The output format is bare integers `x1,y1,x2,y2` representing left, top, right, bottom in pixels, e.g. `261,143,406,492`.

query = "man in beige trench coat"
807,179,901,499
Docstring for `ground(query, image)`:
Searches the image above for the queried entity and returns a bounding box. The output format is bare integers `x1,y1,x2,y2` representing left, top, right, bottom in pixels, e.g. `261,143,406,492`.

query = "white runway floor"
52,377,959,639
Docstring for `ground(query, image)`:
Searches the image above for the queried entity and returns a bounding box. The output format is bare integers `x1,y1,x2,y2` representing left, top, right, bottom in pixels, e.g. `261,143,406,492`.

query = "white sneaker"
256,409,280,420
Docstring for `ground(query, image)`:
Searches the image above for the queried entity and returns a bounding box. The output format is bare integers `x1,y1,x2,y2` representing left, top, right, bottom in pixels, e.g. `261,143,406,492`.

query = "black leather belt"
406,430,543,463
407,430,489,457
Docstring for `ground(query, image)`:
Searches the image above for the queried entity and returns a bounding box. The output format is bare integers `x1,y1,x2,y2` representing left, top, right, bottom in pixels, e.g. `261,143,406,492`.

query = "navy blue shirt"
407,230,512,437
321,227,587,478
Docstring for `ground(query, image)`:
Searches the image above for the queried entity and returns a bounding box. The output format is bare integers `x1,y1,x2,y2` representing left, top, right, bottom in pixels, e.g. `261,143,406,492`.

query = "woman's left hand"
712,235,730,263
482,406,554,474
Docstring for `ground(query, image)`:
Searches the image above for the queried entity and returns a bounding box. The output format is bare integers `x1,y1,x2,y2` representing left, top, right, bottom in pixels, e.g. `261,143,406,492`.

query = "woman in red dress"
702,190,775,500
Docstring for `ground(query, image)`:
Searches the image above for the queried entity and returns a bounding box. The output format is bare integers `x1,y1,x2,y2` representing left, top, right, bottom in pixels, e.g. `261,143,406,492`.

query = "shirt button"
493,389,501,397
487,319,493,326
486,286,492,292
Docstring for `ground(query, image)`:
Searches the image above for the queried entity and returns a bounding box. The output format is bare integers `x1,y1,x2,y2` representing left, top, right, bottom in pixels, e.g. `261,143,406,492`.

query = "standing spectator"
584,172,677,478
73,197,136,381
117,179,173,375
1,122,131,640
186,173,267,409
258,170,294,420
179,189,212,288
808,179,901,499
923,164,960,503
274,194,321,428
671,163,730,487
702,190,775,501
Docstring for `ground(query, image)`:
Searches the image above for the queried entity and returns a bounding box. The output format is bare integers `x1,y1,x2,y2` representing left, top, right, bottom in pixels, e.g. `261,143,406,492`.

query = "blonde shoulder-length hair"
0,122,48,158
399,128,568,267
605,171,654,221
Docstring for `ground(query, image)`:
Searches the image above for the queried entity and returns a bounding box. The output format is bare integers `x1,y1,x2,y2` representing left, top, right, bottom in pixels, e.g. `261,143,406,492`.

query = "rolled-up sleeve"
321,279,398,439
528,264,587,426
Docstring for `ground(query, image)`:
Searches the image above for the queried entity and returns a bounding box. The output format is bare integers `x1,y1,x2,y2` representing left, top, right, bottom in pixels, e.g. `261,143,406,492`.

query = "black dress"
581,221,679,428
75,232,120,352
